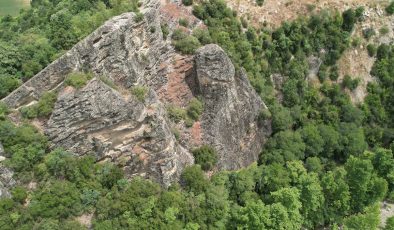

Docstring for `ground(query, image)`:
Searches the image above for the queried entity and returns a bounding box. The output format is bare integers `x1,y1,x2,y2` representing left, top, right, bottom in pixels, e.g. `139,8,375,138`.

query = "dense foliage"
0,0,140,99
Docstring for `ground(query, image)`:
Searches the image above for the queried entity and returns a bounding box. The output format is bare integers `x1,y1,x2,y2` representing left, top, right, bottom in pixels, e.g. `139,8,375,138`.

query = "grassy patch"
130,86,148,102
99,76,118,90
64,72,93,89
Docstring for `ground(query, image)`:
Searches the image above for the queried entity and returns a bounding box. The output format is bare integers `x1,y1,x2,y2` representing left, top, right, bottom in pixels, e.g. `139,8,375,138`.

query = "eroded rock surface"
47,80,193,186
195,44,270,170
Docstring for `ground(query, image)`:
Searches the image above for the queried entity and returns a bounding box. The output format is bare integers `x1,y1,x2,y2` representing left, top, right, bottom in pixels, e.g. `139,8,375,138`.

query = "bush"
362,28,375,40
0,102,8,120
173,36,201,54
379,26,390,35
386,2,394,15
64,72,93,89
131,86,148,102
318,65,328,82
180,165,208,194
193,28,212,44
99,76,117,90
167,105,187,123
256,0,264,6
179,18,189,27
20,91,57,119
342,9,357,32
367,44,377,57
172,29,187,40
192,145,218,171
329,66,339,81
0,76,21,99
11,186,28,204
161,23,169,39
182,0,193,6
134,12,144,22
187,98,203,121
342,75,360,91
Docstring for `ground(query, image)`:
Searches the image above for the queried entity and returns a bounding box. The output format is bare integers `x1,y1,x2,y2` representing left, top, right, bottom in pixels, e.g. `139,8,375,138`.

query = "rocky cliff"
1,0,270,186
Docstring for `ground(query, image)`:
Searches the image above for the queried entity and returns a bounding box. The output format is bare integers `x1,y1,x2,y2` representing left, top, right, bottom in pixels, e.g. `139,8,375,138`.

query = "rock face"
47,80,193,186
2,0,270,185
195,45,269,170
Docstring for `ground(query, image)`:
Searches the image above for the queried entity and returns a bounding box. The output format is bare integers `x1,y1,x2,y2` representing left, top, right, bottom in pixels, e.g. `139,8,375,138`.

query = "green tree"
321,167,351,223
192,145,218,171
181,165,209,194
300,123,324,157
345,156,387,212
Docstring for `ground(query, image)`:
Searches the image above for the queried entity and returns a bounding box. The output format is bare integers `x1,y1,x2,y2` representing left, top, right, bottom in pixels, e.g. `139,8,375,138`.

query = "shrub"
362,28,375,40
187,98,203,121
386,2,394,15
173,36,201,54
64,72,93,89
172,29,187,40
180,165,208,194
99,76,117,90
256,0,264,6
351,37,361,47
367,44,377,57
193,28,212,44
355,6,365,18
161,23,169,39
0,76,20,99
342,9,356,32
379,26,389,35
342,75,360,91
192,145,218,171
20,91,57,119
329,66,339,81
182,0,193,6
0,102,8,120
130,86,148,102
318,65,328,83
134,12,144,22
167,105,187,123
258,108,272,122
179,18,189,27
11,186,28,204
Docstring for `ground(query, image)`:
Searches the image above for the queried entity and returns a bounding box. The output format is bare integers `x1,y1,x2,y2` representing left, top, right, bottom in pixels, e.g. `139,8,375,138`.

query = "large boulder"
194,44,271,170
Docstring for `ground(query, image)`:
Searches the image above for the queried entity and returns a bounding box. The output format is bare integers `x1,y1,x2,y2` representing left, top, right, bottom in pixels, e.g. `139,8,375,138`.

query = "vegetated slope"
1,0,269,185
0,0,394,229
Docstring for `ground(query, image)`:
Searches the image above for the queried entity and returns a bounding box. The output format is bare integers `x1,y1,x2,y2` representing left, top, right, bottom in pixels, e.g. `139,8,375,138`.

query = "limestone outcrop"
1,0,270,185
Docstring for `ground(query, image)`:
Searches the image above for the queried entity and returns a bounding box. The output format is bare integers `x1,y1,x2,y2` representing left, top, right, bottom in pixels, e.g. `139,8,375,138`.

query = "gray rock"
0,164,16,198
46,79,193,186
195,44,271,170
